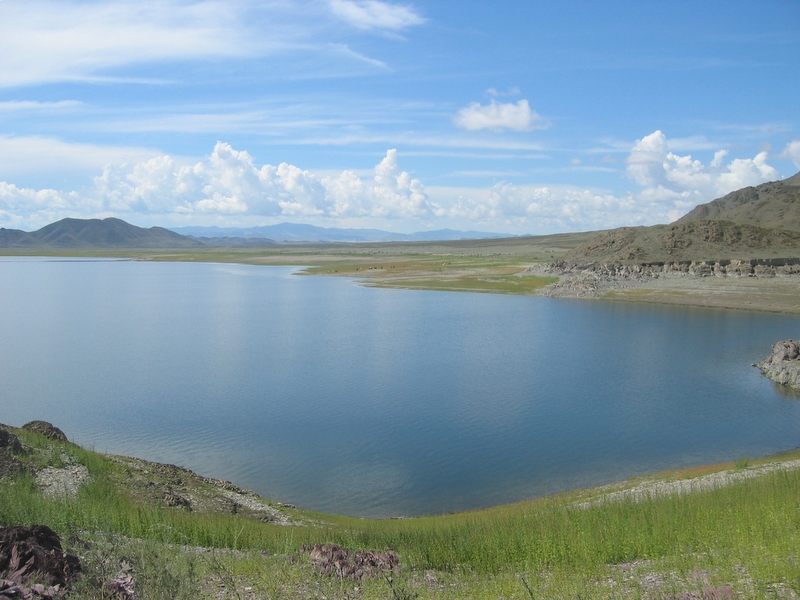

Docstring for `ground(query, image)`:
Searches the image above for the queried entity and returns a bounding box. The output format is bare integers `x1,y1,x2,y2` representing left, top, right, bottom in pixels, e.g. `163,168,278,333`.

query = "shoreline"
5,418,800,521
3,240,800,314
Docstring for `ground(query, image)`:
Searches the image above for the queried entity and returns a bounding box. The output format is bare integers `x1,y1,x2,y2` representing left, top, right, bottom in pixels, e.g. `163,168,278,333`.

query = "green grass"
5,433,800,597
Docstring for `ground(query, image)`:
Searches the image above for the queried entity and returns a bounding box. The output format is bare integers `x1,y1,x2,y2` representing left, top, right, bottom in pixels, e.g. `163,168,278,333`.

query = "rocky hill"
0,217,204,249
678,172,800,231
568,173,800,263
567,219,800,263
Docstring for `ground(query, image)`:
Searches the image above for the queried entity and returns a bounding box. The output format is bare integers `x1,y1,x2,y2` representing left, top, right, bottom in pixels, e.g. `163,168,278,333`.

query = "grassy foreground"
4,427,800,598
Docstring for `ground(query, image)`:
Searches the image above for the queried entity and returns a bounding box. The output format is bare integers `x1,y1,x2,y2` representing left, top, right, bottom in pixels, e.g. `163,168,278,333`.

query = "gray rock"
756,340,800,389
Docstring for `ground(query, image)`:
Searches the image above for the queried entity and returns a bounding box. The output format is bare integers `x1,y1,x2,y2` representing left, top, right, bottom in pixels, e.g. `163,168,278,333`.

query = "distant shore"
3,240,800,313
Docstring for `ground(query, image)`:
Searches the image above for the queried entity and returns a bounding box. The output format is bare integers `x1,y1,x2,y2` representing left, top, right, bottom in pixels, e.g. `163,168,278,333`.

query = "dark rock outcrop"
21,422,68,444
0,525,81,598
755,340,800,389
0,428,25,480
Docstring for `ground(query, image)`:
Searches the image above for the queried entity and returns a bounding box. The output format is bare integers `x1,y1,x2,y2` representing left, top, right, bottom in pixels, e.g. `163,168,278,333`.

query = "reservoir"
1,257,799,518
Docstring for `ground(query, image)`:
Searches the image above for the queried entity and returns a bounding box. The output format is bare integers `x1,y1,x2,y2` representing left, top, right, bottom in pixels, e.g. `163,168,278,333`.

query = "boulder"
755,340,800,389
0,525,81,598
21,422,68,443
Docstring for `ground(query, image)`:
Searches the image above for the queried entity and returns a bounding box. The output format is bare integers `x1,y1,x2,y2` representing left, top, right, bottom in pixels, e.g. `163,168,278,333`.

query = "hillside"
5,419,800,599
678,171,800,230
567,219,800,263
0,217,204,249
568,172,800,263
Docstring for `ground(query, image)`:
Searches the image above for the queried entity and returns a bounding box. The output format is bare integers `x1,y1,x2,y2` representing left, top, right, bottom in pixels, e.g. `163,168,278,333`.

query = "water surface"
1,257,799,517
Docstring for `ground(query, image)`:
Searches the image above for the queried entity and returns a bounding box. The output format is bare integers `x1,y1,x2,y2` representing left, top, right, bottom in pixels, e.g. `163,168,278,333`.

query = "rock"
0,430,23,455
756,340,800,389
21,422,68,444
162,491,191,509
0,525,81,597
105,559,136,600
0,429,25,480
302,543,398,581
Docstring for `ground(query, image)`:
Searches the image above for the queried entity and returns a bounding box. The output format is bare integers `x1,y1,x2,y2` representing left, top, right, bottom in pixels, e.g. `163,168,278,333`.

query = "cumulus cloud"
328,0,425,31
0,182,86,229
1,133,791,234
454,100,548,132
1,143,436,229
427,131,789,233
782,140,800,169
627,130,781,206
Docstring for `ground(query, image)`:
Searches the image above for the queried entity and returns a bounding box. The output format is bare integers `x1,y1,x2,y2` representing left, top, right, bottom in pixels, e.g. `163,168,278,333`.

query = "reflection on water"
1,258,800,517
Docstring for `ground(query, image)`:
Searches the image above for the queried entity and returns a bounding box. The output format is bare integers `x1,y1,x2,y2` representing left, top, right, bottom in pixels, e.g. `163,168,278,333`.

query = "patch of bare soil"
36,465,89,498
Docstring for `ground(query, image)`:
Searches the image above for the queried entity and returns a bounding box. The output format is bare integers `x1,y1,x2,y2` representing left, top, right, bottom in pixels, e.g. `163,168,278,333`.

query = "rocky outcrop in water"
756,340,800,389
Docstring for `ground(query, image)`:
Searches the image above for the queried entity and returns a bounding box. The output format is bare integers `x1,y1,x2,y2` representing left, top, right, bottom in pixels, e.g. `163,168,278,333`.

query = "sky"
1,0,799,235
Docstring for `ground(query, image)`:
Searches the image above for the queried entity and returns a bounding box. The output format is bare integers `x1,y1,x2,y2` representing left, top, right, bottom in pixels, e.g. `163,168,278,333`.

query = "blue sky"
1,0,799,234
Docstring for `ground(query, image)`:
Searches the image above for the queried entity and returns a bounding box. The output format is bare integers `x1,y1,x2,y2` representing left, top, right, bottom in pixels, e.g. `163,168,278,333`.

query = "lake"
1,257,799,518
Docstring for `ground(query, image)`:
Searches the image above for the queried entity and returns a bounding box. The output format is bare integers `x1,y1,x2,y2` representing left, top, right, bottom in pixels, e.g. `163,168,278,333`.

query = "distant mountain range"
3,172,799,255
171,223,512,243
0,218,511,249
0,217,203,249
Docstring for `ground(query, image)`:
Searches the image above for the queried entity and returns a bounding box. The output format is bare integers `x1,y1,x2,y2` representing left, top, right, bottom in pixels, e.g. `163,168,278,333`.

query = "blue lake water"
1,257,800,518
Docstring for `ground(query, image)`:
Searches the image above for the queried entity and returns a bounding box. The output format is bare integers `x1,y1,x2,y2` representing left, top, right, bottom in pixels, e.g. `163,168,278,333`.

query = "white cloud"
1,133,791,234
454,100,549,132
0,0,258,87
0,100,82,112
486,87,521,97
0,135,160,178
328,0,425,31
782,140,800,169
0,182,87,229
327,44,389,69
425,131,789,233
0,1,378,87
627,130,781,203
1,143,436,229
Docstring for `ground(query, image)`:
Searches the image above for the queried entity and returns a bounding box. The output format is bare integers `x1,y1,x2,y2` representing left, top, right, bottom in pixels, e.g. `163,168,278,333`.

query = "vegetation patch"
368,275,557,294
4,422,800,597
